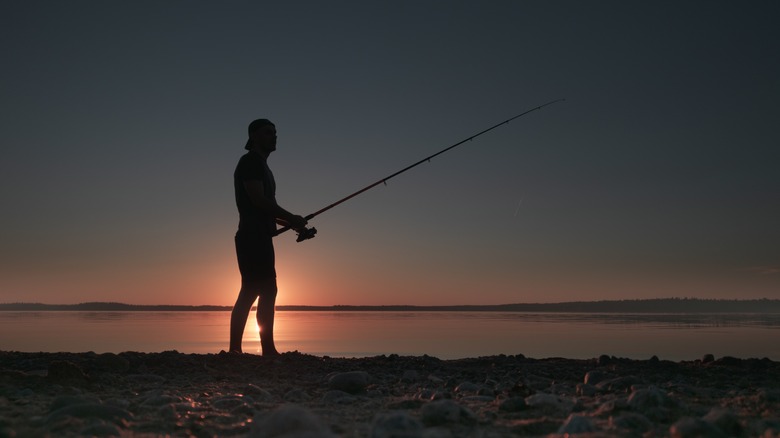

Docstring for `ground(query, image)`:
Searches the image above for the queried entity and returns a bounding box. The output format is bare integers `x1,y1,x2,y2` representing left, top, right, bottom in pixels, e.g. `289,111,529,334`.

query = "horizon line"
2,297,780,311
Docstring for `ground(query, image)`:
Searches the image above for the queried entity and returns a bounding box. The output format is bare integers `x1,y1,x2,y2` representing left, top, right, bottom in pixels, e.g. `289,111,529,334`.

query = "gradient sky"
1,1,778,306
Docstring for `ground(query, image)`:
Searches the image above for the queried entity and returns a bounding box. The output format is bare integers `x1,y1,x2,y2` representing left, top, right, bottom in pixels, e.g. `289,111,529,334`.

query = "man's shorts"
235,233,276,281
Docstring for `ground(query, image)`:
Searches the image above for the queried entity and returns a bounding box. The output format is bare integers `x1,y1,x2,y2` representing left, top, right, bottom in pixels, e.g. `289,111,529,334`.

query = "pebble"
244,383,274,401
284,388,311,402
80,422,122,437
1,350,779,437
372,411,424,438
609,412,654,433
524,393,575,414
46,403,133,425
702,407,742,436
250,404,334,438
627,385,675,410
558,414,597,434
498,396,526,412
583,369,612,385
669,417,727,438
47,361,88,385
454,381,481,394
322,389,357,404
327,371,370,394
400,370,420,383
94,353,130,373
420,399,476,426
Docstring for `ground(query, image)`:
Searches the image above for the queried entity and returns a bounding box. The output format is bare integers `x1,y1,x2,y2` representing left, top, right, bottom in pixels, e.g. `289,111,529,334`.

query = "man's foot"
262,348,280,357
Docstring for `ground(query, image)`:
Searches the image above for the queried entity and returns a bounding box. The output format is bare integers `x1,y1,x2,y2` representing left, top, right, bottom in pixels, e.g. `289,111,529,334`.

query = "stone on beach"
371,411,424,438
557,414,597,434
327,371,370,394
47,361,88,385
46,403,133,425
2,350,780,437
250,404,333,438
419,399,477,426
523,393,575,415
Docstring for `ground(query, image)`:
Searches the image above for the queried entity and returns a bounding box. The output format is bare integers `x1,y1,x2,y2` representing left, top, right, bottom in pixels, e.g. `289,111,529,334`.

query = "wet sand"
1,350,779,437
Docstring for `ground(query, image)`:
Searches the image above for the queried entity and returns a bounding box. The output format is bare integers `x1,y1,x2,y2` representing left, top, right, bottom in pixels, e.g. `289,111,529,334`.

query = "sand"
1,350,779,437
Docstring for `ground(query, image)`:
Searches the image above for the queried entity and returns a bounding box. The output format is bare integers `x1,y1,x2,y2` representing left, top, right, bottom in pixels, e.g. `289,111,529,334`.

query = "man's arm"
243,180,308,230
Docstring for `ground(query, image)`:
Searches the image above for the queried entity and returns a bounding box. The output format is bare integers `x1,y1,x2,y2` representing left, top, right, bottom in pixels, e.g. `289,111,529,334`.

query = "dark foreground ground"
1,350,779,437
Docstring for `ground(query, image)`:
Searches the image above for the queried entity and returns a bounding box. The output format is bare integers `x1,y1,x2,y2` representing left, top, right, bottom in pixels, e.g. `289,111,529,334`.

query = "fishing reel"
295,227,317,242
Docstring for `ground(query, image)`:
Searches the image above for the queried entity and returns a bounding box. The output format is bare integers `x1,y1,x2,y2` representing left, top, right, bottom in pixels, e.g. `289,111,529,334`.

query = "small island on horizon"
1,298,780,313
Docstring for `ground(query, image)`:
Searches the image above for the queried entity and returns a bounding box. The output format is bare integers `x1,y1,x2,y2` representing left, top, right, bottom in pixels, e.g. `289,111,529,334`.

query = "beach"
1,351,779,437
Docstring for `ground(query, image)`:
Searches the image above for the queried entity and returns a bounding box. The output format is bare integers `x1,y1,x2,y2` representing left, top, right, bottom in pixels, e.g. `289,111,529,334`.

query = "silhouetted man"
231,118,308,355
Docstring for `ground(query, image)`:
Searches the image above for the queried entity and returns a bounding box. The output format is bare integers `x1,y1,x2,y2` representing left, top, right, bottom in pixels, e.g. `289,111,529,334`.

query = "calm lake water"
1,311,779,361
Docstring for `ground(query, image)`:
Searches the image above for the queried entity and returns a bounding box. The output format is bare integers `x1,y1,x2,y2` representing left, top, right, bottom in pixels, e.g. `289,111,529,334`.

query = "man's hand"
286,214,308,232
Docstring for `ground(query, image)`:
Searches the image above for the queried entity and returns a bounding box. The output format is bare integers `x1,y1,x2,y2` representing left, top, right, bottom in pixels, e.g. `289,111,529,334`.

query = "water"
1,311,779,361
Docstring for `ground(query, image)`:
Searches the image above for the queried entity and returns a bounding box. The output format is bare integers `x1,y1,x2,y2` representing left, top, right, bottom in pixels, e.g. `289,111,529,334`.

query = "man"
231,118,308,355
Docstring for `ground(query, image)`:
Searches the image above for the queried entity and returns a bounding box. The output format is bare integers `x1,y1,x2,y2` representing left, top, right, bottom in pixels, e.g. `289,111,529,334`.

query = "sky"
1,1,778,307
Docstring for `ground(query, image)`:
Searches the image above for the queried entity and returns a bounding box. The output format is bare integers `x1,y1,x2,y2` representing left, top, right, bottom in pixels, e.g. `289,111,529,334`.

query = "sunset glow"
1,2,778,307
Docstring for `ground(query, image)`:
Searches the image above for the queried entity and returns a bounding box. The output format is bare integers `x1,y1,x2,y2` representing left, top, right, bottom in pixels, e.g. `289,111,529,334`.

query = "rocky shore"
1,350,779,437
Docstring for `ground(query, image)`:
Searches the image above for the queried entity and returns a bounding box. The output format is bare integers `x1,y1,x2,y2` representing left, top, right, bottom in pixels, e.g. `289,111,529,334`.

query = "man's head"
245,119,277,153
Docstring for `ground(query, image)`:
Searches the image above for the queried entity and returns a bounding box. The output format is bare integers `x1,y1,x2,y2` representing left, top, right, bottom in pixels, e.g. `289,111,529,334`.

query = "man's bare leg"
229,284,259,353
257,277,279,356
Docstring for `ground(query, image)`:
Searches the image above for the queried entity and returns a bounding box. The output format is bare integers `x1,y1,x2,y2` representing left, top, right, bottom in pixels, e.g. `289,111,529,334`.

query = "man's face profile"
251,125,277,153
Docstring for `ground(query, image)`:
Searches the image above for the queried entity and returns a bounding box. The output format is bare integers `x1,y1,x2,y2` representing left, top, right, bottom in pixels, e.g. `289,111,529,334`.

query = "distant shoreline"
2,298,780,313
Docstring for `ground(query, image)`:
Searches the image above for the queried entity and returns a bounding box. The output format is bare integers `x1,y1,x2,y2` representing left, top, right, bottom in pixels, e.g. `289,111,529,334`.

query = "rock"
140,394,180,407
430,391,450,401
80,422,122,437
46,403,133,425
94,353,130,373
710,356,742,367
524,393,574,415
371,411,424,438
609,412,654,433
701,353,715,363
157,403,178,422
125,374,165,386
454,382,481,394
509,418,562,435
558,414,597,434
757,388,780,403
14,388,35,398
328,371,369,394
47,361,88,385
628,386,674,411
670,417,727,438
576,383,597,397
460,395,495,403
420,399,476,426
583,370,611,385
284,388,311,403
50,395,101,412
753,419,780,437
597,375,642,392
244,384,275,402
498,396,526,412
322,390,357,404
702,407,742,436
400,370,420,383
103,398,130,410
387,399,426,410
212,395,247,411
250,404,334,438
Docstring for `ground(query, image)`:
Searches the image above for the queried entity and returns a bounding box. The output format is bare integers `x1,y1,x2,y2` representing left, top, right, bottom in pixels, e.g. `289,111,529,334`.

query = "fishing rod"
280,98,565,242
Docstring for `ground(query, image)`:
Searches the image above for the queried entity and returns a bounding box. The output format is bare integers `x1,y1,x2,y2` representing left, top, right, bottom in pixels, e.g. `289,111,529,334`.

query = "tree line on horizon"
1,298,780,313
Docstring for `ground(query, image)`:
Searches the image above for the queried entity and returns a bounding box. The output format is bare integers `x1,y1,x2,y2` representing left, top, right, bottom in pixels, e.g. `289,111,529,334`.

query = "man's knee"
243,277,277,296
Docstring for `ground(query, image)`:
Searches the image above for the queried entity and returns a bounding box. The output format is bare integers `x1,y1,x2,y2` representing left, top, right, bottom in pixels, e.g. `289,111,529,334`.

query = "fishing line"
280,99,565,242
